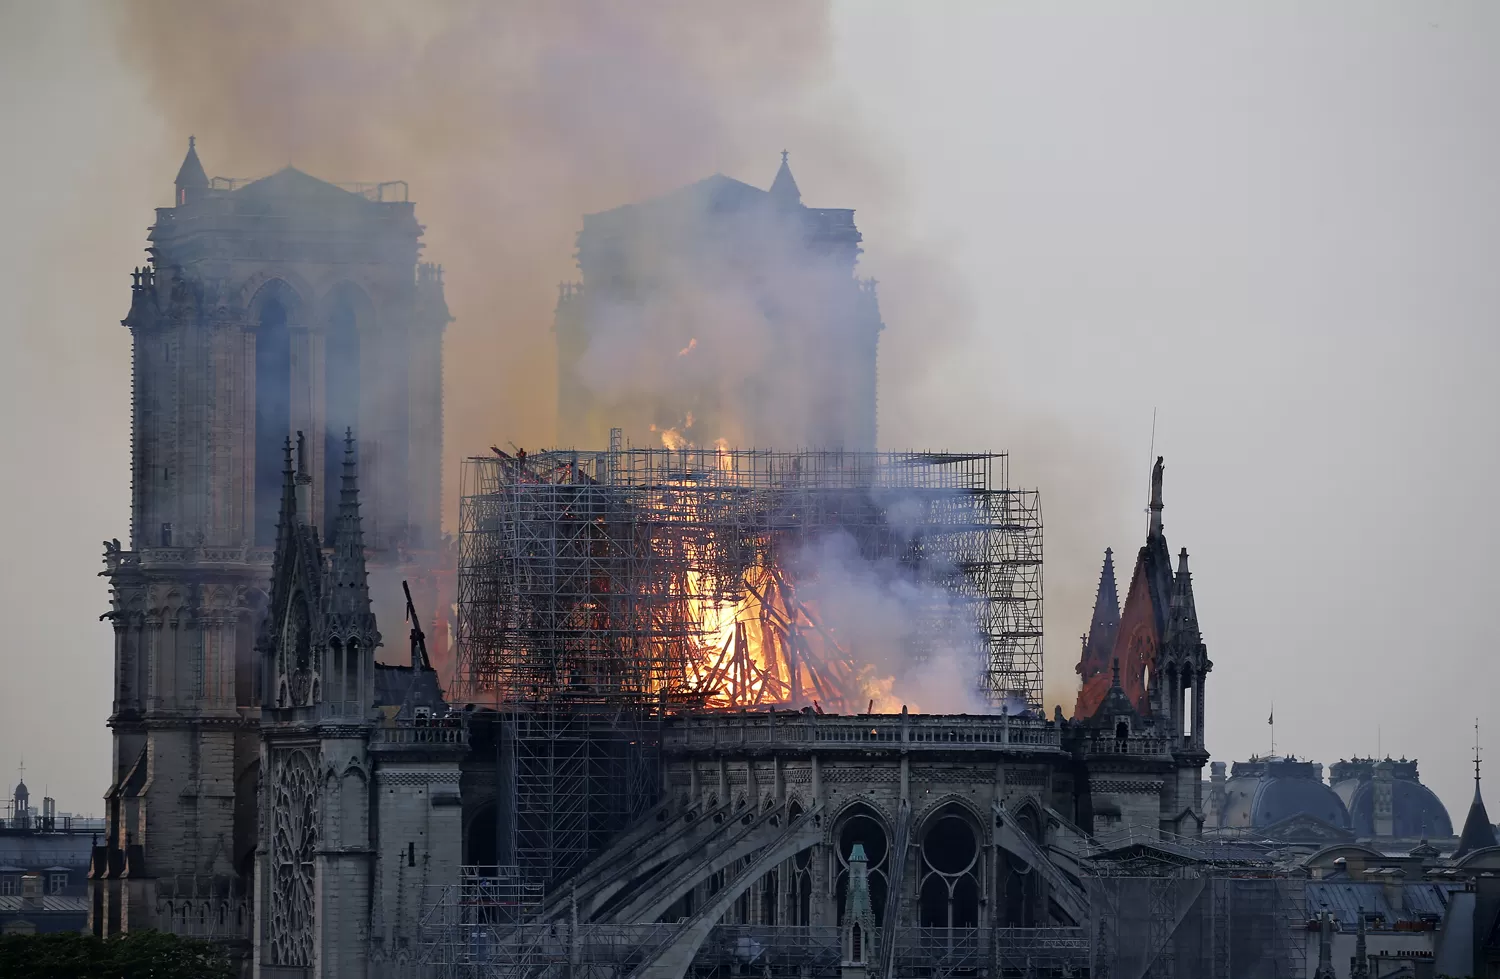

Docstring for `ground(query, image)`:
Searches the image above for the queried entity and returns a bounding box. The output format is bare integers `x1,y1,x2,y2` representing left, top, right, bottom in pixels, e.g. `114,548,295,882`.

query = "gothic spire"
1455,722,1499,858
326,431,379,641
1312,910,1336,979
174,136,208,204
1165,547,1202,649
275,435,297,553
769,149,802,207
1085,548,1121,659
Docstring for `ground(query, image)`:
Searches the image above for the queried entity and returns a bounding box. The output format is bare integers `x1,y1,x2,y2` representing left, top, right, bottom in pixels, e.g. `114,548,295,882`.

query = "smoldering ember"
45,139,1493,979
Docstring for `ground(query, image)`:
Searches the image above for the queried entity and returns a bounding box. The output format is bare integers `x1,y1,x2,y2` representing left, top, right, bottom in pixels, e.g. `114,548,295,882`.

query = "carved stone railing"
1085,736,1172,757
664,711,1062,753
370,718,468,748
117,545,276,571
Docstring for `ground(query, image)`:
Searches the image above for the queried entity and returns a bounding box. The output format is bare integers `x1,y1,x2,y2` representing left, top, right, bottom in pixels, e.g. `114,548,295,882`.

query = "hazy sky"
1,3,1495,824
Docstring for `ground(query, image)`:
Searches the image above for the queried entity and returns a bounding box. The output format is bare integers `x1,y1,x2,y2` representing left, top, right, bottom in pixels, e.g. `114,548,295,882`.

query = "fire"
677,554,902,714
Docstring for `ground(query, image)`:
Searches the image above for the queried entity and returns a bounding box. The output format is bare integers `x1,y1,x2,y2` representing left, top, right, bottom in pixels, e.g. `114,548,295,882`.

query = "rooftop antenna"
1476,718,1483,785
1145,407,1158,525
1268,700,1275,756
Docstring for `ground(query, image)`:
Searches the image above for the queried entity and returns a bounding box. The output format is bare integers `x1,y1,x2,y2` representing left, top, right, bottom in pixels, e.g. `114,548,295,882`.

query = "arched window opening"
834,807,889,924
1182,668,1195,740
918,807,980,932
345,640,360,710
465,803,498,867
329,640,344,715
851,923,863,961
254,288,293,546
324,292,361,534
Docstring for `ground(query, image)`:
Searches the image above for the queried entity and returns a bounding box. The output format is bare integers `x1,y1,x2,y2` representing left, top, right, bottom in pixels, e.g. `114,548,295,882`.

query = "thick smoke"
110,1,1117,714
566,191,876,451
787,529,997,716
113,0,874,487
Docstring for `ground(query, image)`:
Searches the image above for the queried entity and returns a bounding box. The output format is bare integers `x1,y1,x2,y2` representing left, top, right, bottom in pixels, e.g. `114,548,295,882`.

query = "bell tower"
91,140,450,938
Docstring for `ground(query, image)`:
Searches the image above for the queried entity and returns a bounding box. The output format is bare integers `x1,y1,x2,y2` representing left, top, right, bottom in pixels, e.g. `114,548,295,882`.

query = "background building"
1,774,100,935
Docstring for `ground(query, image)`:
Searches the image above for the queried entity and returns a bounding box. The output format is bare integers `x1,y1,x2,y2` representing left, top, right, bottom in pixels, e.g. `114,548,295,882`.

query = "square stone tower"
90,140,450,940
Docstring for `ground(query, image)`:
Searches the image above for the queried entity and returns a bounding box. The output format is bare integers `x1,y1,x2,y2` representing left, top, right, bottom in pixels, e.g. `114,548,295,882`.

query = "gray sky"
1,2,1495,823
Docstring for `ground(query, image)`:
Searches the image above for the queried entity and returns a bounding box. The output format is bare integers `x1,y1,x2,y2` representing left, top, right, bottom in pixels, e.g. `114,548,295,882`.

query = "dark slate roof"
373,663,446,718
1454,782,1498,858
1306,879,1463,929
1342,778,1453,838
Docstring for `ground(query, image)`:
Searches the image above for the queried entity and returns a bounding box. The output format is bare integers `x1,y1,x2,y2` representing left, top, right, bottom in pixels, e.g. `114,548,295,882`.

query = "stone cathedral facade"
89,140,453,975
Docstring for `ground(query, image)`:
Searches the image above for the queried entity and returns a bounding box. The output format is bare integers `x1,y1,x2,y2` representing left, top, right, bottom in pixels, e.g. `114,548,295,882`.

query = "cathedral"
87,142,1243,979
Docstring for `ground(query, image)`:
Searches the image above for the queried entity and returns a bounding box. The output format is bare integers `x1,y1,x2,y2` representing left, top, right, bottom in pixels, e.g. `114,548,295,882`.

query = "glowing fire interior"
675,557,900,713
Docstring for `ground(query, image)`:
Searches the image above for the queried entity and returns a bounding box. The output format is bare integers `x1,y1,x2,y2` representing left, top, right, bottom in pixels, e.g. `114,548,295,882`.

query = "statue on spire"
1149,455,1165,537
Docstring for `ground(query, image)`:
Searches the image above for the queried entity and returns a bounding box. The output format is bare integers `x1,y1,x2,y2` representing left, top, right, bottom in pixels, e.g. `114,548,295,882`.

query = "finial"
781,149,789,165
1476,719,1483,785
189,135,196,150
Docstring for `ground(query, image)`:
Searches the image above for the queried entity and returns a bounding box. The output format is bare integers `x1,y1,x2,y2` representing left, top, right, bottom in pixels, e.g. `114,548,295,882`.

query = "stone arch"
240,272,313,322
1010,796,1045,844
914,792,987,837
830,800,891,925
996,796,1046,928
339,762,368,849
825,795,893,846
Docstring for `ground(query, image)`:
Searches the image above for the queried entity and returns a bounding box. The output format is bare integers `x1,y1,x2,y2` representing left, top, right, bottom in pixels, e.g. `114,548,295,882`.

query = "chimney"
20,873,42,911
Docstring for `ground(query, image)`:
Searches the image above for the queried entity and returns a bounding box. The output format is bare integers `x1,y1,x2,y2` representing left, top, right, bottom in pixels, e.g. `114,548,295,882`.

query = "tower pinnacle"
174,136,208,205
769,150,801,207
1455,719,1499,858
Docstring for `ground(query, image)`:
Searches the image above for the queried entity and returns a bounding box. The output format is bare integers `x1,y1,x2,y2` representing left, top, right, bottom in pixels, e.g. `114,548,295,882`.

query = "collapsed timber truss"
454,445,1043,712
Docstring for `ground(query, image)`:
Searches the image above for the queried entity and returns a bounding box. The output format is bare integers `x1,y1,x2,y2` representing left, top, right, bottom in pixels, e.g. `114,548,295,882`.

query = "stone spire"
1165,548,1201,646
1312,910,1336,979
1086,548,1121,657
325,431,379,644
174,136,208,205
841,842,876,979
770,149,802,208
1351,910,1370,979
1455,722,1499,858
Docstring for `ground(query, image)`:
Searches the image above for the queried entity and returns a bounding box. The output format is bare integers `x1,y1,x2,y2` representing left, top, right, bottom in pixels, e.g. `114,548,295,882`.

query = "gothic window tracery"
918,806,980,932
279,591,316,707
834,805,888,924
268,746,319,966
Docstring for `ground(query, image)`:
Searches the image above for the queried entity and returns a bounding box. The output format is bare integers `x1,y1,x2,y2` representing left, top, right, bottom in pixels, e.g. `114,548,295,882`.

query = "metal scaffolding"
454,446,1043,712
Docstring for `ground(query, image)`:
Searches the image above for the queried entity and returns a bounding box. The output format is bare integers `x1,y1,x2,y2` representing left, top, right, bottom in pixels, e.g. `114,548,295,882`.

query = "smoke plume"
114,0,880,487
111,1,1120,713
